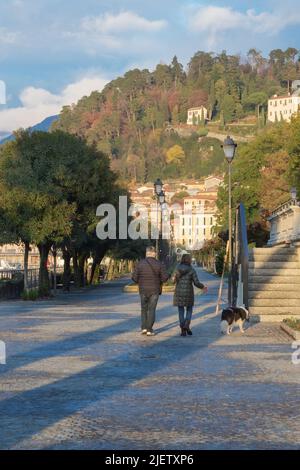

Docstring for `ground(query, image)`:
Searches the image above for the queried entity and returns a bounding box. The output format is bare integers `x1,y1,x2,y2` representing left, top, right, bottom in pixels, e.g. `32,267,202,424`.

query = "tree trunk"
53,246,57,295
89,245,108,284
78,254,87,287
73,250,80,288
62,247,71,291
38,243,51,295
23,241,30,292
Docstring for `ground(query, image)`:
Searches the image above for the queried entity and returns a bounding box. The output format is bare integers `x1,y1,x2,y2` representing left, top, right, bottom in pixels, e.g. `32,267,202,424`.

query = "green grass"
283,317,300,332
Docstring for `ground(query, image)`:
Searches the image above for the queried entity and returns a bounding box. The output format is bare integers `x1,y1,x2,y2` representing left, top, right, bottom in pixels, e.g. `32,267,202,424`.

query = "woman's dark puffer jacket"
173,264,204,307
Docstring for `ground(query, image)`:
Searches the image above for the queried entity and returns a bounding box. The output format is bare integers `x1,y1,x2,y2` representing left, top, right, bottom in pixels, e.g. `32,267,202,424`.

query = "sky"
0,0,300,137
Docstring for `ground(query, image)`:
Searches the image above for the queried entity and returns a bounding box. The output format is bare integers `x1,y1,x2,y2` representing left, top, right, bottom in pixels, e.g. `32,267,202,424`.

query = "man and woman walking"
132,246,207,336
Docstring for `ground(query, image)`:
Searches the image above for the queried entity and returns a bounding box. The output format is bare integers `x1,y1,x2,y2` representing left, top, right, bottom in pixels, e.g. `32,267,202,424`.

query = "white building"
175,194,218,251
268,93,300,123
204,175,223,191
187,106,208,125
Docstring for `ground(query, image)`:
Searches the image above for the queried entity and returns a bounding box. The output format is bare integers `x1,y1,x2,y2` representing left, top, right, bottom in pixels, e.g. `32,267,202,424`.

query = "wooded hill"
53,48,300,182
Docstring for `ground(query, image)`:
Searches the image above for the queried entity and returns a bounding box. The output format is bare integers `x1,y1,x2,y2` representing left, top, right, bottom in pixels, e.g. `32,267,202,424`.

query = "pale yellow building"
187,106,208,125
268,93,300,122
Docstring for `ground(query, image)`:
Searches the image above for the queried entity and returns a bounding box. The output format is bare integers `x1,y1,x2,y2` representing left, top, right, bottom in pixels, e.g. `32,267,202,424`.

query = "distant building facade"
268,81,300,123
176,194,217,250
187,106,208,125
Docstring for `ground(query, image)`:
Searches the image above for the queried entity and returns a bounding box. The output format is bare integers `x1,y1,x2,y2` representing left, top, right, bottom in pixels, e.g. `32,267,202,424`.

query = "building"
187,106,208,125
268,81,300,123
204,175,223,192
0,244,39,269
175,193,218,251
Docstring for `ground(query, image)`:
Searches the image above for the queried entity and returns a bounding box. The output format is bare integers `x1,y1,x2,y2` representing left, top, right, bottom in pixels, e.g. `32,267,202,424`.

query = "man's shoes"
146,331,156,336
180,327,187,337
141,329,147,334
186,328,193,336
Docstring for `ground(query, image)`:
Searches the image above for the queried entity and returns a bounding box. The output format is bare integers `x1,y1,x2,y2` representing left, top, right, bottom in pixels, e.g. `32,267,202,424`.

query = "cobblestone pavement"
0,269,299,450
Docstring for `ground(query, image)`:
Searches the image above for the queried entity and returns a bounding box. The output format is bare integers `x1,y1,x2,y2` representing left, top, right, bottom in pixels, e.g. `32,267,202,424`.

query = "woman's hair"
181,254,191,265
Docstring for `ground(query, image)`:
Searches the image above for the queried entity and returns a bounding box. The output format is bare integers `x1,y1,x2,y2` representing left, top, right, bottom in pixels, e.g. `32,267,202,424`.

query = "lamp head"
154,178,163,196
159,191,165,204
221,136,237,163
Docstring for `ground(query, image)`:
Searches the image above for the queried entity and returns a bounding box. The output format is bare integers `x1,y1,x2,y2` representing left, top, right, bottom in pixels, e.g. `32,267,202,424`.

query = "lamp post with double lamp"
221,136,237,306
291,187,297,204
154,178,163,260
158,190,166,261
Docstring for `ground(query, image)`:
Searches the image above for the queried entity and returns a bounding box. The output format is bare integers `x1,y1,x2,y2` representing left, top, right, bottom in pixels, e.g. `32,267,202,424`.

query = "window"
182,229,185,235
203,217,206,226
210,217,213,225
203,228,206,235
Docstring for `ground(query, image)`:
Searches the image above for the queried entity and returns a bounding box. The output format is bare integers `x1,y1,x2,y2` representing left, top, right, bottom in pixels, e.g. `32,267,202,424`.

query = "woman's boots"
180,321,192,336
184,320,192,336
180,325,186,336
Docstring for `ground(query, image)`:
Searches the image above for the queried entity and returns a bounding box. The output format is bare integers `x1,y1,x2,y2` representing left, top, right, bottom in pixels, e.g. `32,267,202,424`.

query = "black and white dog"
220,306,249,335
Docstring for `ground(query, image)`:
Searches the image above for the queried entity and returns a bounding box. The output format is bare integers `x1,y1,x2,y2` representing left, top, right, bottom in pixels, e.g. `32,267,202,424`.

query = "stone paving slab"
0,269,299,450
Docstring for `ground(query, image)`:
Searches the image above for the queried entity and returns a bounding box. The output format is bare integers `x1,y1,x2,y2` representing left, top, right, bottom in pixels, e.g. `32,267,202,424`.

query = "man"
132,246,169,336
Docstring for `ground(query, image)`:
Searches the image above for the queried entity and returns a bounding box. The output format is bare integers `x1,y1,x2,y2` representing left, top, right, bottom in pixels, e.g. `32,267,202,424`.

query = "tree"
165,145,185,164
0,130,119,295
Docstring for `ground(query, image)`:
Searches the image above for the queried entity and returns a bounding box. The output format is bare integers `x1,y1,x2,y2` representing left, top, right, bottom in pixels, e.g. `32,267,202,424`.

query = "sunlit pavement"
0,268,299,450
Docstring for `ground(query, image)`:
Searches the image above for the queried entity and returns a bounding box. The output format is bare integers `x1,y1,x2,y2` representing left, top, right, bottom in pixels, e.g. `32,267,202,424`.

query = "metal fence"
0,268,40,289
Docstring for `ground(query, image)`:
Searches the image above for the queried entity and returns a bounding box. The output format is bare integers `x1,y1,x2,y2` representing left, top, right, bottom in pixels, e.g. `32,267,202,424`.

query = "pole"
156,199,159,260
215,240,229,316
228,161,232,305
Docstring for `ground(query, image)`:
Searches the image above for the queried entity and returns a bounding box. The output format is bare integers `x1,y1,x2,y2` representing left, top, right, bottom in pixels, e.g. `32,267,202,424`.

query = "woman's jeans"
178,306,193,327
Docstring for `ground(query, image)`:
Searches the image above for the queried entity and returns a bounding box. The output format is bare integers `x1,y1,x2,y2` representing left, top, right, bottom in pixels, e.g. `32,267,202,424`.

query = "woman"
173,254,207,336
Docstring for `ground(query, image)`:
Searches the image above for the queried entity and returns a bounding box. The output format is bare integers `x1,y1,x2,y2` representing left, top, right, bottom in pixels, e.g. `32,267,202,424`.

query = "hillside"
52,48,300,182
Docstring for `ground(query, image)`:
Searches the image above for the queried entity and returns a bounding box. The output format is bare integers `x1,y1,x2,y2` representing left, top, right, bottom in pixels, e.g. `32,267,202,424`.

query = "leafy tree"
165,145,185,164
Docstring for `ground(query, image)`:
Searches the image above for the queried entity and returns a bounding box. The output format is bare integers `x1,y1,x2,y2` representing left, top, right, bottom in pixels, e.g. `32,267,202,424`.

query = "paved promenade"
0,269,299,450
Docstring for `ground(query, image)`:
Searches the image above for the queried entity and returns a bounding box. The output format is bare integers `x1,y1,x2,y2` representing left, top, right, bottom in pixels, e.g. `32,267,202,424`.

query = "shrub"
283,318,300,332
21,289,39,301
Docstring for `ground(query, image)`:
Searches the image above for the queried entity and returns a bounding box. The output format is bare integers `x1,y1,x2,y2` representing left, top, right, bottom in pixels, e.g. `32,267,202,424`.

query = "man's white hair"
146,246,156,256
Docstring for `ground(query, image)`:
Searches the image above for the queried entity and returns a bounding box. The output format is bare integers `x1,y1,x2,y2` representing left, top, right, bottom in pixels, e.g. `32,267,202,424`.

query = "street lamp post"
158,190,166,261
290,187,297,204
154,179,163,260
221,136,237,306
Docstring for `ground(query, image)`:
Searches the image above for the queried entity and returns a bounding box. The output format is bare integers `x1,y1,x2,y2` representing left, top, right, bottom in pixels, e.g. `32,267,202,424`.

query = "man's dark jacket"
132,257,169,296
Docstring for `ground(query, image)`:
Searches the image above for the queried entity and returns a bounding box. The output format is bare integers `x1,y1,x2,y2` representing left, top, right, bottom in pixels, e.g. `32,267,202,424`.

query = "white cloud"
0,76,108,134
189,6,300,47
81,11,167,34
62,11,168,56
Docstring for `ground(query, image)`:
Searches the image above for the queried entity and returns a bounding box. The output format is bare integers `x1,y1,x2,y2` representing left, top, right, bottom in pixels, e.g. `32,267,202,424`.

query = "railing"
232,203,249,309
0,268,40,289
267,198,300,246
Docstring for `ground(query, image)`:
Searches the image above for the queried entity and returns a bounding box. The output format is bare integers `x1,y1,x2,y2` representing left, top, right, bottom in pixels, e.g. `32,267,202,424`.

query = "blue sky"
0,0,300,135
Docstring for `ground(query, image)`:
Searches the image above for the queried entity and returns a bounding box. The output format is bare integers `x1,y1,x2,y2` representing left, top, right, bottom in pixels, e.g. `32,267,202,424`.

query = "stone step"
249,261,300,269
249,268,300,276
249,254,298,262
250,306,300,315
249,290,300,299
249,276,300,284
249,282,300,291
249,298,300,307
250,247,297,254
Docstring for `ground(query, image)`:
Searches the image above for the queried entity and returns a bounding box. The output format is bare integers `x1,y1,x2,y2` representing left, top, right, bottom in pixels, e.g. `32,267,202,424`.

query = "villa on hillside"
268,80,300,123
187,106,208,125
